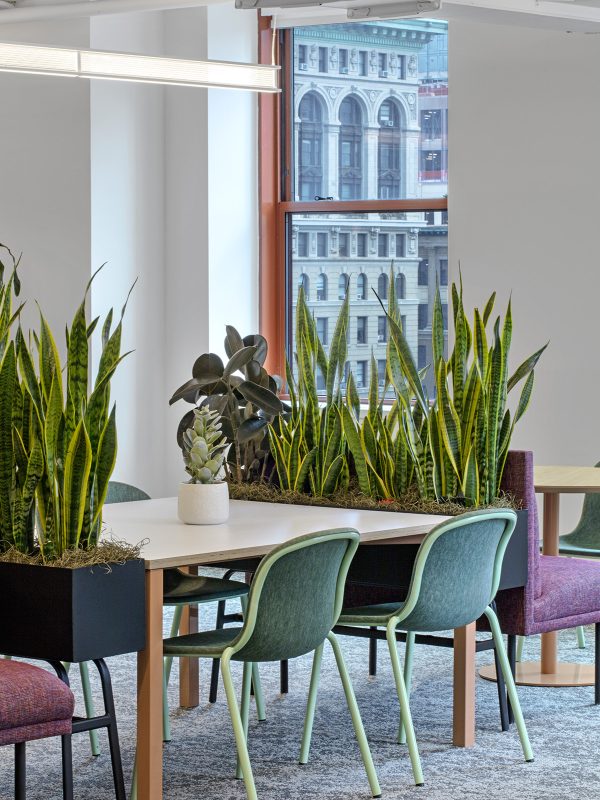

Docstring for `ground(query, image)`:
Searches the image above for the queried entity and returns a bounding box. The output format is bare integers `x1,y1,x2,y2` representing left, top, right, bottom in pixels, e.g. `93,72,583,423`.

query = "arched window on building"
378,100,401,199
300,273,310,300
357,272,368,301
316,273,328,301
338,273,349,299
378,272,388,300
339,96,363,200
396,272,406,299
298,93,324,201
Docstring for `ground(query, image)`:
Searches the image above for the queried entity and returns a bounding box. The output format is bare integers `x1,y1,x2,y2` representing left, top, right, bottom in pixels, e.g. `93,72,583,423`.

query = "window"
339,96,363,200
421,109,442,139
357,273,368,300
418,303,428,330
339,49,348,73
441,210,448,224
318,46,328,73
395,234,405,257
338,273,348,299
418,259,429,285
356,360,367,388
298,44,307,69
357,232,367,258
317,273,328,301
298,231,309,257
378,52,388,77
401,314,407,331
396,272,406,299
377,359,387,386
317,232,328,257
418,345,427,370
338,232,349,257
421,150,442,179
378,100,401,199
377,272,388,299
359,50,368,76
298,93,323,201
300,273,310,299
378,316,387,343
439,259,448,286
357,316,367,344
378,234,389,258
316,317,328,345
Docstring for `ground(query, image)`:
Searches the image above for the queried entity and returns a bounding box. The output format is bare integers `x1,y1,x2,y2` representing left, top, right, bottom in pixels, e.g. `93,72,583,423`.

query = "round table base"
479,661,596,687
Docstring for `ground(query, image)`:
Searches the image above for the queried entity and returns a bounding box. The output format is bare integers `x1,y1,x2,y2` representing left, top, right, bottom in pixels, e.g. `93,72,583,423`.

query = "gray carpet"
2,602,600,800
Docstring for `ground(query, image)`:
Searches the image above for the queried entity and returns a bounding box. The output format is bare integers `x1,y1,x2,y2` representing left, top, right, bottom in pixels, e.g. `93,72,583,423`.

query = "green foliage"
182,407,228,484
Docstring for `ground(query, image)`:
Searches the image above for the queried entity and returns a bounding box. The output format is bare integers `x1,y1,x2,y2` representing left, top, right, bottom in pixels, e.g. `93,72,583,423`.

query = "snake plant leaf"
44,373,64,493
288,423,302,485
224,325,244,359
223,345,258,379
326,288,349,404
432,285,445,367
67,300,88,426
452,303,468,418
62,419,92,550
321,453,344,496
346,370,361,421
482,292,496,326
341,404,371,495
95,319,123,392
367,352,379,422
39,311,62,402
461,445,480,506
323,406,343,475
285,359,298,415
361,415,377,464
294,447,317,492
507,343,548,392
0,342,17,540
436,360,462,480
87,316,100,340
485,333,506,501
502,297,513,356
268,425,290,488
387,313,428,416
101,308,113,349
514,369,535,424
237,380,283,417
473,308,488,380
14,436,44,551
91,405,118,534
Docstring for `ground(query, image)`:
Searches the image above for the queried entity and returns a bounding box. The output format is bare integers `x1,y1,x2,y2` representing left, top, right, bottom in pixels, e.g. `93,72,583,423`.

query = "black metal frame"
50,659,126,800
14,734,73,800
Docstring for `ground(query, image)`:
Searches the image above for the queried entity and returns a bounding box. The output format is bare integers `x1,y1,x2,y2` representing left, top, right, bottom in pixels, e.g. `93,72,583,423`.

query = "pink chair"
0,659,74,799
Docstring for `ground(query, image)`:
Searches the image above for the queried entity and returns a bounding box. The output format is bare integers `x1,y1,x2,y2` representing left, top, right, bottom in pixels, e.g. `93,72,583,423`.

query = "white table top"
103,498,448,570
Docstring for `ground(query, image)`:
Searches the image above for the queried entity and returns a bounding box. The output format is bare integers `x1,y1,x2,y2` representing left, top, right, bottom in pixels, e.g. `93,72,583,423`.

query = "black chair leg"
94,659,126,800
369,627,378,677
506,634,517,724
61,735,74,800
14,741,25,800
493,642,510,731
210,600,227,703
280,659,289,694
595,623,600,705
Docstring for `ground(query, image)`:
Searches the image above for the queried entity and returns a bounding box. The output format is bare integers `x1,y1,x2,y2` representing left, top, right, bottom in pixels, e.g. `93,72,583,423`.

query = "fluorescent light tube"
0,41,280,93
347,0,441,19
236,0,338,7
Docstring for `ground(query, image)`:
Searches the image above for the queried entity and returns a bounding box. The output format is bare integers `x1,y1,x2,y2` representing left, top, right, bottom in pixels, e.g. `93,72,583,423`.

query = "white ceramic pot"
177,481,230,525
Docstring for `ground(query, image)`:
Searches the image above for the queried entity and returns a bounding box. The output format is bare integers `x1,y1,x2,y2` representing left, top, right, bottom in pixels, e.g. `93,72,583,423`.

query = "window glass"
316,316,328,345
418,258,429,285
357,233,367,258
338,232,350,257
418,303,428,330
317,272,328,301
357,316,368,344
357,272,368,300
317,231,328,257
378,316,387,343
378,233,389,258
356,360,368,388
318,46,328,73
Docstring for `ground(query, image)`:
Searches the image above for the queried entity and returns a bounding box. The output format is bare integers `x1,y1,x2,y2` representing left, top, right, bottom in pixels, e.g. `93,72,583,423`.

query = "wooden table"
510,465,600,687
105,497,481,800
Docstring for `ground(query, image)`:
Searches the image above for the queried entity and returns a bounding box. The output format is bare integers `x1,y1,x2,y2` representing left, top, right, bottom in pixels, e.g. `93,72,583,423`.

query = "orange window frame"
257,14,448,380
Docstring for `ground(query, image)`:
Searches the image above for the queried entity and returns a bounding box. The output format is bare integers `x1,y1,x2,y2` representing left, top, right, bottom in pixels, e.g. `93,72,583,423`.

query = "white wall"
0,20,91,337
449,19,600,528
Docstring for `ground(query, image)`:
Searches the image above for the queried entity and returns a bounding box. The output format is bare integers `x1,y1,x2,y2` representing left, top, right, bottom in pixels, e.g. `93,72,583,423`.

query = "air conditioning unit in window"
299,63,308,70
380,70,388,77
340,67,349,74
383,121,394,127
377,335,386,343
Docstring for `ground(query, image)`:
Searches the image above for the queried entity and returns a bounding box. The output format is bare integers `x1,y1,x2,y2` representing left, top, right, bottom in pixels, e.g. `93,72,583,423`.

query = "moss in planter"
228,481,520,516
0,540,143,569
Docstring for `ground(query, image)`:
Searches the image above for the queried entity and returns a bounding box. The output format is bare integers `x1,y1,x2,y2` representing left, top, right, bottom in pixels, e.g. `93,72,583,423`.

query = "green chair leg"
484,607,534,762
236,661,253,780
163,605,183,687
130,755,137,800
398,631,415,745
577,625,587,649
241,596,267,722
299,643,324,764
163,605,183,744
327,633,381,798
221,651,258,800
386,625,423,786
78,661,101,757
516,635,525,662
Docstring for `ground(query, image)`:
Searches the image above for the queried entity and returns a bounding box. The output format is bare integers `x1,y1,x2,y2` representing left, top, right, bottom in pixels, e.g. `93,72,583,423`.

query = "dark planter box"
0,558,146,662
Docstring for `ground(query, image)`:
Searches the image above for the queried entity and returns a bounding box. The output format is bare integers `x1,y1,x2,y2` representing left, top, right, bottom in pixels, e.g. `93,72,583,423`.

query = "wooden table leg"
540,492,559,674
137,569,164,800
179,566,199,708
453,622,476,747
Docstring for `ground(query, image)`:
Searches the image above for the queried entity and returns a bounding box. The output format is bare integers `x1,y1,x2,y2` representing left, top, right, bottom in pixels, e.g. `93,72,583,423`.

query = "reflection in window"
298,93,324,201
317,232,328,257
378,99,401,199
316,317,328,345
300,273,310,299
377,359,386,386
378,315,387,343
318,47,328,73
357,272,367,300
356,360,367,388
357,232,367,257
339,232,349,257
418,259,429,285
378,272,388,300
317,273,328,301
359,50,368,76
357,316,367,344
396,272,406,299
418,303,428,330
338,273,348,299
439,259,448,286
395,233,405,257
418,344,427,370
378,233,389,258
339,96,363,200
298,231,309,257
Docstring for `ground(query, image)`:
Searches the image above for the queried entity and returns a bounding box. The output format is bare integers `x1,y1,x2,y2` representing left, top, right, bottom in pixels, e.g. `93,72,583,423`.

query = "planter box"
0,558,146,662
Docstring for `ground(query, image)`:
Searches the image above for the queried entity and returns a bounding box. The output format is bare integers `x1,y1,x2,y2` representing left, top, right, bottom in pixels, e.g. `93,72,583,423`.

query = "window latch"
314,195,334,201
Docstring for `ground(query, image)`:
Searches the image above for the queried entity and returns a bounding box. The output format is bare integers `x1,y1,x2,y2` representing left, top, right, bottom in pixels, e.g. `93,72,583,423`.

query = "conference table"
105,497,473,800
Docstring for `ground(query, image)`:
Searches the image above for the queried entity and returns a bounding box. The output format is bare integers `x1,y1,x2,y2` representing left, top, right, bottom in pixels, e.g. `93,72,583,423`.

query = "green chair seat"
163,570,250,605
164,626,242,657
558,536,600,557
339,603,405,625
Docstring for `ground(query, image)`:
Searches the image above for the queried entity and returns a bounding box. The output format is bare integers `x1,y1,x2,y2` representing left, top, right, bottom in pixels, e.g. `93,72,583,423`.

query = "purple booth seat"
0,659,74,799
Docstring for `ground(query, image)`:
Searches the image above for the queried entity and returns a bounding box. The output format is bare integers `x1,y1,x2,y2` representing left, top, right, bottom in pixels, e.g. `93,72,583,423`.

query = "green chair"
335,509,533,786
163,528,381,800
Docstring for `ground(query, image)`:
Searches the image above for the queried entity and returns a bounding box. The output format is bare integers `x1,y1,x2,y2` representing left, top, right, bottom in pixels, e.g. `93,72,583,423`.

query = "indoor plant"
0,253,145,663
178,405,230,525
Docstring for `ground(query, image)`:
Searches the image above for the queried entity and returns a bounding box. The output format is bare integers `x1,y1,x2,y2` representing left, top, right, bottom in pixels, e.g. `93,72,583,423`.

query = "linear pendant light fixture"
0,41,280,92
347,0,441,19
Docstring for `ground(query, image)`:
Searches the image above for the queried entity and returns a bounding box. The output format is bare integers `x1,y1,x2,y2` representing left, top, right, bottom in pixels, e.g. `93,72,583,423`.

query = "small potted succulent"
178,406,230,525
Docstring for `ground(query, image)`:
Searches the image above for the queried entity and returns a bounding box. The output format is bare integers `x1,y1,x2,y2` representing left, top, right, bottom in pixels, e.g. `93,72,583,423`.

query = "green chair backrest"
396,509,517,633
562,461,600,548
229,528,360,663
106,481,150,504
